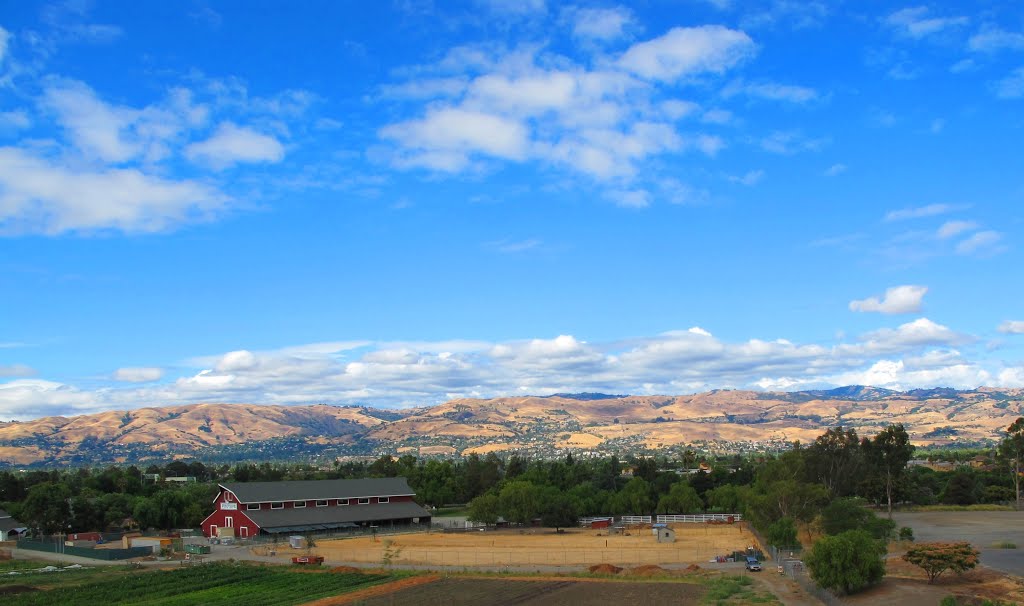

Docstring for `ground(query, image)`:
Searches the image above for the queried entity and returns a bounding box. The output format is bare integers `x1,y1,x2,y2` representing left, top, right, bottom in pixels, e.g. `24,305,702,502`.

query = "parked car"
745,556,762,571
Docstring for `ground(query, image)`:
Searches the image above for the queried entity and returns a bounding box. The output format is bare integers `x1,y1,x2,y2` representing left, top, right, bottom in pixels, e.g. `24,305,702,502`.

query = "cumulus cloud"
0,64,315,235
113,367,164,382
884,7,968,39
849,285,928,314
995,68,1024,100
185,122,286,169
565,6,633,41
0,318,997,419
998,321,1024,335
617,26,755,81
968,27,1024,53
0,146,226,234
824,163,847,176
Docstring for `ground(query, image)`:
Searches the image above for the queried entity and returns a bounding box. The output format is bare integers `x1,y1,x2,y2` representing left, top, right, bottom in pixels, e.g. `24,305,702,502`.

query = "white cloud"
0,25,9,63
0,110,30,129
566,6,633,41
824,163,846,176
617,25,756,82
0,364,34,378
380,108,528,171
113,367,164,382
479,0,546,16
728,169,764,186
884,203,956,222
995,68,1024,100
884,7,968,39
849,285,928,314
998,321,1024,335
969,27,1024,53
936,220,977,239
185,122,285,169
955,230,1003,255
760,131,823,154
723,80,818,103
0,147,226,234
0,317,1000,417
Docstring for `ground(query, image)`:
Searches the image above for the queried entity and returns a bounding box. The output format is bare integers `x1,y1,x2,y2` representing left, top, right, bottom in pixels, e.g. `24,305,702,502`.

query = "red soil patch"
625,564,669,577
329,566,362,574
588,564,623,574
685,564,701,571
299,574,441,606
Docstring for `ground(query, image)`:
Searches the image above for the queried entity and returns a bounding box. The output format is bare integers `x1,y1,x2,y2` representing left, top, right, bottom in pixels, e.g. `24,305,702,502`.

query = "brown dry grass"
288,524,758,568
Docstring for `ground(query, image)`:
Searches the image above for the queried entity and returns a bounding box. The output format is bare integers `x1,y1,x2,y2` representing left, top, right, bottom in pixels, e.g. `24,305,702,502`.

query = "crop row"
6,564,392,606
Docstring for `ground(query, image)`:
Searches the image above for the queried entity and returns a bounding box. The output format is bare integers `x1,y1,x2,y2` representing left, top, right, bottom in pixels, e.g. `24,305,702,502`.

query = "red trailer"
590,518,613,529
291,555,325,565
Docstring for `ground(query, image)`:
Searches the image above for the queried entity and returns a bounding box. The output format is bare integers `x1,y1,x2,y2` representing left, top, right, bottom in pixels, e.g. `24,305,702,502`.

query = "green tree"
820,497,895,540
805,427,864,497
498,480,540,525
656,481,703,514
610,477,653,515
766,517,799,548
705,484,743,512
22,482,72,535
903,542,980,583
805,529,886,595
998,417,1024,510
539,491,579,531
940,471,978,505
870,424,915,517
467,493,500,525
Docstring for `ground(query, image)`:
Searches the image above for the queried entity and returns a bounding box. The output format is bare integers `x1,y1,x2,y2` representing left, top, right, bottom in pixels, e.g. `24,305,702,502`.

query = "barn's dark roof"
244,501,431,533
0,517,26,532
220,478,415,504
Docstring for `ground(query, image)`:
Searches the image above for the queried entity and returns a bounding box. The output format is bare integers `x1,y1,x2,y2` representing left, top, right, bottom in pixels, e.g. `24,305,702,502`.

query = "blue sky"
1,1,1023,420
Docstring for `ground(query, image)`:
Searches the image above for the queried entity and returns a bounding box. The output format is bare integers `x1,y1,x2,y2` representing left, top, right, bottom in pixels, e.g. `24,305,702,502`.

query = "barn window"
294,501,306,508
271,502,284,510
247,503,261,511
358,498,370,505
378,497,390,503
338,499,349,506
316,500,328,507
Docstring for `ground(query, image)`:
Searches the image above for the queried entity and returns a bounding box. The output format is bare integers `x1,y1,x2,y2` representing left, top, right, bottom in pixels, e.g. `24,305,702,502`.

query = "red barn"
200,477,431,539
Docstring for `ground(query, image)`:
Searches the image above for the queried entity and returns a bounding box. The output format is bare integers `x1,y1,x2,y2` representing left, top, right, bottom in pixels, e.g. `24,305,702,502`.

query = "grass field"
271,524,757,568
0,562,397,606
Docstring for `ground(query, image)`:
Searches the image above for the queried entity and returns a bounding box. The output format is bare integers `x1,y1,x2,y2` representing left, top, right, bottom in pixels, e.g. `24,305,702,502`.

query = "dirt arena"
267,523,759,568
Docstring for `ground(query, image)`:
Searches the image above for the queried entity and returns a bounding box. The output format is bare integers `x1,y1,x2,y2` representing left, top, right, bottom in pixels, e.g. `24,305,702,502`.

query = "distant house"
0,508,27,541
200,478,431,539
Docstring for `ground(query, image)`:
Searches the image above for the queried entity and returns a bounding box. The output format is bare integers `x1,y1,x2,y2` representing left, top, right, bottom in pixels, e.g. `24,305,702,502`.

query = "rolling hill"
1,386,1022,466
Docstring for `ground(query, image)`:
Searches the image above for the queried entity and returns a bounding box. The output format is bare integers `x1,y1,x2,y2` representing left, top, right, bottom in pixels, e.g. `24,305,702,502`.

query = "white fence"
619,515,652,524
656,513,742,523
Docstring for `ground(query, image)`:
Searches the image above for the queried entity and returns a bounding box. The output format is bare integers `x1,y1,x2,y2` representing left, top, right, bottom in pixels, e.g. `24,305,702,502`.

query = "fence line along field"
259,523,759,567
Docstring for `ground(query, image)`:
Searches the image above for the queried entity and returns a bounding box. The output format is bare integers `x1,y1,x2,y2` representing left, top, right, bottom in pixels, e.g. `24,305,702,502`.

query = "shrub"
903,542,980,583
805,529,886,595
898,526,914,541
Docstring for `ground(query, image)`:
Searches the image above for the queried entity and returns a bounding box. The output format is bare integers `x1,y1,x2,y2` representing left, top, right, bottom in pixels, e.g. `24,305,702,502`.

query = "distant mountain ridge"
1,386,1021,467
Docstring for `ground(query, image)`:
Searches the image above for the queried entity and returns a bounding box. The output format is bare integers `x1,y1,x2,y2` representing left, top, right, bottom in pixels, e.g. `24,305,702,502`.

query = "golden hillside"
1,387,1022,466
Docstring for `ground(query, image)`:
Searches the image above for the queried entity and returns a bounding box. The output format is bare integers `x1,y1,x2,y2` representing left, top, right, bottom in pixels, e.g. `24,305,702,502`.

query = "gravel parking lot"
892,511,1024,576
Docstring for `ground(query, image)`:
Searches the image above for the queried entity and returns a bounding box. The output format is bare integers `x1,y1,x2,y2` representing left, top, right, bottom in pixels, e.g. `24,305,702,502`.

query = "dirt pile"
587,564,623,574
685,564,701,571
625,564,668,577
330,566,363,574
